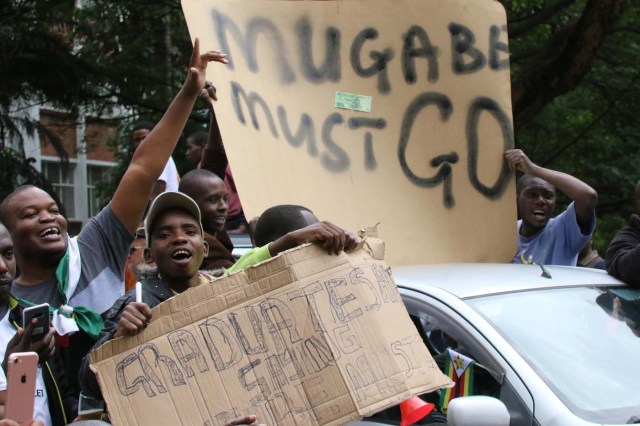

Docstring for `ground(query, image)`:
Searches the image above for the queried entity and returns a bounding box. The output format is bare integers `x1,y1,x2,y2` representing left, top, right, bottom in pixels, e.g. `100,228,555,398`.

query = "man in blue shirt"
505,149,598,266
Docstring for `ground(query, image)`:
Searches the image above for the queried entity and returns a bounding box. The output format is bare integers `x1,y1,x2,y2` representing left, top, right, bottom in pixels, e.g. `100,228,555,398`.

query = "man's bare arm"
111,39,228,234
198,82,228,178
505,149,597,228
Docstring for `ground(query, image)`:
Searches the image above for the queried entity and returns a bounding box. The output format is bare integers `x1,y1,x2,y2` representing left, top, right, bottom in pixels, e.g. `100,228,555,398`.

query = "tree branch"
540,68,640,166
508,0,576,37
511,0,628,131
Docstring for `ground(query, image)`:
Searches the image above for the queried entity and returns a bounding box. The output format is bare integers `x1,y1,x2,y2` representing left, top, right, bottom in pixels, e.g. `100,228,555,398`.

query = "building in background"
23,106,119,234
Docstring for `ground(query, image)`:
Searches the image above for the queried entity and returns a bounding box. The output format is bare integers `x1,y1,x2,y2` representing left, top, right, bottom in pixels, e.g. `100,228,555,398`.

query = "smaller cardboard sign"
90,239,450,426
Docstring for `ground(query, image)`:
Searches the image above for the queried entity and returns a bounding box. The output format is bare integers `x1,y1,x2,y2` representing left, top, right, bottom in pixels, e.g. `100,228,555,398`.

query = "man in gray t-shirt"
0,42,229,394
11,205,132,313
8,202,133,394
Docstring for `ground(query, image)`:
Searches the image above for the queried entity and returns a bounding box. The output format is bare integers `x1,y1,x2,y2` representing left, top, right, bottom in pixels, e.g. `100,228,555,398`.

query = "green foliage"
593,214,627,254
508,0,550,13
0,0,93,109
0,0,92,180
73,0,192,113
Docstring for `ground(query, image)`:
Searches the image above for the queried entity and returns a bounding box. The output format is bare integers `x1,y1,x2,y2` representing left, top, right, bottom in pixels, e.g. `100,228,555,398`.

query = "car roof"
391,263,627,299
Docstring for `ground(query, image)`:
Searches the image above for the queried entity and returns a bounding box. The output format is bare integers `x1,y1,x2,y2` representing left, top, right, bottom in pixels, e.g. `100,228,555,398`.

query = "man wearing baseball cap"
78,192,266,425
78,191,213,398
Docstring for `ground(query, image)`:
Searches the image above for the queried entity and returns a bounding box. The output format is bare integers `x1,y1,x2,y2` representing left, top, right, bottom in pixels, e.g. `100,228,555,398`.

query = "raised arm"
111,39,228,234
198,82,228,178
505,149,597,228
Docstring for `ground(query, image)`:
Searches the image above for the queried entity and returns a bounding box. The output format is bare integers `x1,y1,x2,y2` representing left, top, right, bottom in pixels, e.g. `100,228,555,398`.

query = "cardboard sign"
90,241,450,426
181,0,517,265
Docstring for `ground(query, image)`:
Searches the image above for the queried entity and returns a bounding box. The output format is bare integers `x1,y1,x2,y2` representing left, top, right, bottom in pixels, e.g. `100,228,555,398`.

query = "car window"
468,286,640,424
364,293,534,425
408,307,502,400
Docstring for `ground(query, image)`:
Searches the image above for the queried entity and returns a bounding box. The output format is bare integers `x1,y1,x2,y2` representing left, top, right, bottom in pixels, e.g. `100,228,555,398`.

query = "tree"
0,0,100,206
509,0,628,131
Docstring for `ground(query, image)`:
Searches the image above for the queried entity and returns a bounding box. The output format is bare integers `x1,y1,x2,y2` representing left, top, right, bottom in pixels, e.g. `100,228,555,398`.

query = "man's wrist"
268,232,297,257
285,230,304,250
523,163,539,175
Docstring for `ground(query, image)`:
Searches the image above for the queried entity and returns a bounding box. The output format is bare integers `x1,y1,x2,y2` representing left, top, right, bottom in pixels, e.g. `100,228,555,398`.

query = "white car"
350,263,640,426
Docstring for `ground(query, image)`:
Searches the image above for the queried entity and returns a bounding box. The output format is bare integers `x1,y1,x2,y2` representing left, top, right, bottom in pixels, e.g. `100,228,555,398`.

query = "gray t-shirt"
12,205,133,314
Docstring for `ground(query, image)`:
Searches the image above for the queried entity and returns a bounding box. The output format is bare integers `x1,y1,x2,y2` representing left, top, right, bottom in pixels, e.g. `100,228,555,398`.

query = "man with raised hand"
505,148,597,266
0,39,227,394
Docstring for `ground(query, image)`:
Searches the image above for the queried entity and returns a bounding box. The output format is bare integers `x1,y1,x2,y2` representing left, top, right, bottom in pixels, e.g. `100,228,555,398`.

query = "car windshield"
467,286,640,423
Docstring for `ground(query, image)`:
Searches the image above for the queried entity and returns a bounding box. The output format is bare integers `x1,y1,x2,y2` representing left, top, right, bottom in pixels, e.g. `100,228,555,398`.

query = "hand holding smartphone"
5,352,38,426
22,304,50,342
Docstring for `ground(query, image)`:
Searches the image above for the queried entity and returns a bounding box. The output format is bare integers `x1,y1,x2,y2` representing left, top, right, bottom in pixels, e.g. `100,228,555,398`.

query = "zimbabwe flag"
439,348,474,413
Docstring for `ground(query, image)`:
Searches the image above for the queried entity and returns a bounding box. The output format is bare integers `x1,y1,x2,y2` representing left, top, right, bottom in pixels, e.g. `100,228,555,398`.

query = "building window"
87,164,112,217
42,160,76,218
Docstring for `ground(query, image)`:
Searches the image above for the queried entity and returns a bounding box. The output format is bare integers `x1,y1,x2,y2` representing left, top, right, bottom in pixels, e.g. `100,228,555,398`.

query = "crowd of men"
0,39,637,425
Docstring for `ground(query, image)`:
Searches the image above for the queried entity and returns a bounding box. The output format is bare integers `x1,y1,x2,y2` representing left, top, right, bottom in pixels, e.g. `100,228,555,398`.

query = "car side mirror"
447,396,510,426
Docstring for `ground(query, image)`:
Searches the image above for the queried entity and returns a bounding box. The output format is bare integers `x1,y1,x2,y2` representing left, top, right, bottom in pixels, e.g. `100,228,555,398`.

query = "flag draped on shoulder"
16,236,105,339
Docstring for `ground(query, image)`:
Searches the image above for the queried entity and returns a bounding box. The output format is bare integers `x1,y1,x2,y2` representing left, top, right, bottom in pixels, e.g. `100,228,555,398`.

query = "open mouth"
213,216,226,225
532,210,546,220
38,226,61,239
171,248,193,263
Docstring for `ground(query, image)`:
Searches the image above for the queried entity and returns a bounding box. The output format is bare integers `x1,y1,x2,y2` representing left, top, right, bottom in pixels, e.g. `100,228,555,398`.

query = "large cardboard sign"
181,0,517,265
90,241,450,426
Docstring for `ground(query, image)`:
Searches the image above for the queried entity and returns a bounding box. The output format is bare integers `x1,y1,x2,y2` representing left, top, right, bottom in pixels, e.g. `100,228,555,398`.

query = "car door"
404,289,536,425
359,289,537,425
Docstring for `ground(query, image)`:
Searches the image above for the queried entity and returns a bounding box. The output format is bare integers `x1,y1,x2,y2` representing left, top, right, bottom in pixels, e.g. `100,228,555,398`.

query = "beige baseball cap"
144,191,203,247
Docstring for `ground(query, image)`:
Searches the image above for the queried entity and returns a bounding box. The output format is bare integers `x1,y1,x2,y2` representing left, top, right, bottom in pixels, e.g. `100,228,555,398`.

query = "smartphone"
5,352,38,426
22,303,50,342
77,392,105,420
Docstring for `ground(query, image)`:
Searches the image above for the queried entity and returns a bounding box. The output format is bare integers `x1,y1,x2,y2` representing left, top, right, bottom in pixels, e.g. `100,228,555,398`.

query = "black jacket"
7,302,78,425
79,273,172,399
605,214,640,287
